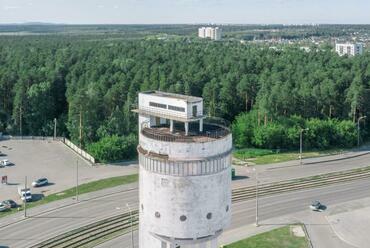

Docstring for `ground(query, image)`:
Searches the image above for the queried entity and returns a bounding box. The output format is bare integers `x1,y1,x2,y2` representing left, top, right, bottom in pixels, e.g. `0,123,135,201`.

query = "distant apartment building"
198,27,222,41
335,43,363,56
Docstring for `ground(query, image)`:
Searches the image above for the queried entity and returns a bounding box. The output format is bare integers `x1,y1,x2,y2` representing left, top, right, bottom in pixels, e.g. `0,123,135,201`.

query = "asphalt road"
98,178,370,248
1,178,370,248
0,150,369,248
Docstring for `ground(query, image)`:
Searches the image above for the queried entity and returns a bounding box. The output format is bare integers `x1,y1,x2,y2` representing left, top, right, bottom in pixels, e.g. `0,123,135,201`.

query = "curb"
304,151,370,165
267,151,370,171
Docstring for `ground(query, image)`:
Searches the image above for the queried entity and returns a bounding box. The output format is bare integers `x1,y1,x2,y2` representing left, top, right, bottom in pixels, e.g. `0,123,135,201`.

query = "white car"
32,178,49,187
0,202,10,212
0,159,12,166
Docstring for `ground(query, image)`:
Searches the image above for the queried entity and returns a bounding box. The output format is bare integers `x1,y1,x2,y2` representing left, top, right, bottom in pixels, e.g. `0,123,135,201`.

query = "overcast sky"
0,0,369,24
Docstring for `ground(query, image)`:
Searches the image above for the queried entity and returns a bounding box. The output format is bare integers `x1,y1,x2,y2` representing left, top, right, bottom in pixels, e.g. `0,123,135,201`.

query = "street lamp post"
75,159,79,201
126,203,134,248
300,128,309,166
24,176,27,218
54,118,57,140
253,168,259,227
357,116,367,147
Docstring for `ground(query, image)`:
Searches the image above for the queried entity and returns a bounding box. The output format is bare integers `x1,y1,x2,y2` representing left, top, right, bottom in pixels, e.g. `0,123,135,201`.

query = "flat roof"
141,91,203,103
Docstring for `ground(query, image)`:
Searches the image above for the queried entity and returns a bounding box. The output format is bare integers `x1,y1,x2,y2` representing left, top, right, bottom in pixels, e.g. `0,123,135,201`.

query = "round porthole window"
180,215,187,222
206,212,212,220
155,212,161,218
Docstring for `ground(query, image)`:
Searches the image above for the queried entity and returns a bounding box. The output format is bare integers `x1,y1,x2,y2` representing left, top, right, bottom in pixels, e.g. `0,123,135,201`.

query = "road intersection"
1,150,370,248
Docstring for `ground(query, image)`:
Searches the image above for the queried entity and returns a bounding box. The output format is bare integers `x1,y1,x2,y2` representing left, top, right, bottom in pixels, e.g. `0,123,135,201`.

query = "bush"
87,134,138,163
252,124,286,149
232,111,358,150
232,111,257,148
334,120,357,147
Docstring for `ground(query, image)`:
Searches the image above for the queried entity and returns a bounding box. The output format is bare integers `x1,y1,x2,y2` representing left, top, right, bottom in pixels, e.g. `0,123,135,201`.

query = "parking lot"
0,139,138,204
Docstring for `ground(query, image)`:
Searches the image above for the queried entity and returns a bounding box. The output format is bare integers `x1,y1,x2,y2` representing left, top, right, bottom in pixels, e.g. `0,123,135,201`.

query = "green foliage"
252,124,286,149
87,134,138,163
233,111,358,150
233,148,274,160
0,33,369,158
225,225,308,248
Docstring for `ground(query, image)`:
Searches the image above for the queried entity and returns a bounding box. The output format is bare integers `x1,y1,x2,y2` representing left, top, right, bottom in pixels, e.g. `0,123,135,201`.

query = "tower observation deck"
133,91,232,248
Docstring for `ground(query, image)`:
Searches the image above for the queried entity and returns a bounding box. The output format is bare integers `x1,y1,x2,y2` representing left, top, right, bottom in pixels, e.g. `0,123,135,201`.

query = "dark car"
310,200,325,211
32,178,49,187
2,200,18,208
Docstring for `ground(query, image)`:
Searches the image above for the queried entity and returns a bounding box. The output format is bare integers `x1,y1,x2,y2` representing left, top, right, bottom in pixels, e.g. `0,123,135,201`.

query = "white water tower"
133,91,232,248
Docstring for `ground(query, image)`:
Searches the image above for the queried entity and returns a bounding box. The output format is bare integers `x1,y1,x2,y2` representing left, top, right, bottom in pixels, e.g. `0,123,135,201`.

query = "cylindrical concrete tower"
134,91,232,248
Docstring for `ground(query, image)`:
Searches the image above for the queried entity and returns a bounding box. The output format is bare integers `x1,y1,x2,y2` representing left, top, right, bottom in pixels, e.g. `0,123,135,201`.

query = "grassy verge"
0,174,138,218
233,148,345,165
223,225,308,248
234,148,275,160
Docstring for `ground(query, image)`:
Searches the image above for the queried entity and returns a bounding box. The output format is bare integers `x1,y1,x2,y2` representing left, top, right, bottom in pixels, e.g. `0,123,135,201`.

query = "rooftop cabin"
133,91,229,142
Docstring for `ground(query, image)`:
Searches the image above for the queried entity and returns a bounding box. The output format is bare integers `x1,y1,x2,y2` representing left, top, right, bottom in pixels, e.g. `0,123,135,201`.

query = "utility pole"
358,116,367,147
19,106,23,137
253,168,259,227
24,176,27,218
54,118,57,140
126,203,134,248
76,159,79,201
79,108,82,148
300,128,309,165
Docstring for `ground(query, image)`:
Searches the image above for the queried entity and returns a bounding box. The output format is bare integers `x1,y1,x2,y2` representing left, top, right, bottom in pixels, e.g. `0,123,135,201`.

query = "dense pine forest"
0,34,369,161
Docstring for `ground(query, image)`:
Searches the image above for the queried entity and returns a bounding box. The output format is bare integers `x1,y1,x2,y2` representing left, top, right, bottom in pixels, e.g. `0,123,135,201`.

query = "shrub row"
87,134,137,163
232,111,358,150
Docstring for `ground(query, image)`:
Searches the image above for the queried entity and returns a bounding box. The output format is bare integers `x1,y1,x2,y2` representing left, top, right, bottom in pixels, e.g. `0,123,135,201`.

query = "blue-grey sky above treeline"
0,0,369,24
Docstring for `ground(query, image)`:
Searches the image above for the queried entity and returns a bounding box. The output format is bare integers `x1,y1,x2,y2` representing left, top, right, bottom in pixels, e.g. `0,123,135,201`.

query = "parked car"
310,200,324,211
2,200,18,208
0,202,10,212
32,178,49,187
0,159,12,166
18,187,32,202
0,150,5,156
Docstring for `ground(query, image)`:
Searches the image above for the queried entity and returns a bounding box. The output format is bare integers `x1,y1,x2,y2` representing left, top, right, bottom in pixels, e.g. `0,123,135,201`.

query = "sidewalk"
232,149,370,188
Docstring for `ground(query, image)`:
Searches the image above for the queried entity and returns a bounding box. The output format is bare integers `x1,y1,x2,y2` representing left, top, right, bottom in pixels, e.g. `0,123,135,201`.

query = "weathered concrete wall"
139,133,232,160
139,166,231,248
139,134,232,247
138,92,231,248
140,167,231,237
139,152,231,176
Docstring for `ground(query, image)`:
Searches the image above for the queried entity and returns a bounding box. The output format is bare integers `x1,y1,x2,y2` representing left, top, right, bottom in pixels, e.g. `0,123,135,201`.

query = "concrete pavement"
327,198,370,248
0,139,138,201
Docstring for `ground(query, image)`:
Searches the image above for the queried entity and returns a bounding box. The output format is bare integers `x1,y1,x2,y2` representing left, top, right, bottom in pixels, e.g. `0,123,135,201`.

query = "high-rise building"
335,43,363,56
133,91,232,248
198,27,222,40
198,27,206,38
